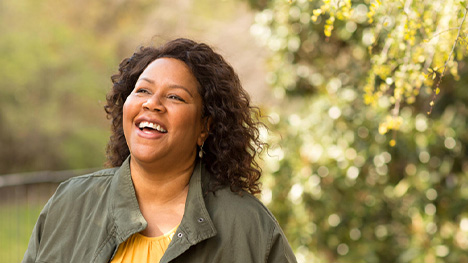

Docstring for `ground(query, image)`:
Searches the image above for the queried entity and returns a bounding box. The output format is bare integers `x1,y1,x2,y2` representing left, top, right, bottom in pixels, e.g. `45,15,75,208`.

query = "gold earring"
199,142,205,158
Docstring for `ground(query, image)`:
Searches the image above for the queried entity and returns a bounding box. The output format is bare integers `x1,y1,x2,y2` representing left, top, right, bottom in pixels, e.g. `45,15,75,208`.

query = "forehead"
138,58,199,89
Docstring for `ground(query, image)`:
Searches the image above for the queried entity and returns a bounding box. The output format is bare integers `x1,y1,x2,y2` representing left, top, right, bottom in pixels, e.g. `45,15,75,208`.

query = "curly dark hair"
104,38,266,195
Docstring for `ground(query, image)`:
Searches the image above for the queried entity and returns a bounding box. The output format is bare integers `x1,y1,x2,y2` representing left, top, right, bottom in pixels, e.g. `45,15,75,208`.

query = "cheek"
122,99,136,132
123,96,137,118
122,103,130,125
172,108,203,136
180,107,202,126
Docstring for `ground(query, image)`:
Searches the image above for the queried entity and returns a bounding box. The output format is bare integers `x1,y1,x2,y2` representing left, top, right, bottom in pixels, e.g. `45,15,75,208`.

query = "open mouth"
138,121,168,133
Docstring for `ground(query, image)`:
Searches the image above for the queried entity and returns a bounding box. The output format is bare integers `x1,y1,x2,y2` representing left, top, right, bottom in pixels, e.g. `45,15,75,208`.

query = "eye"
168,94,186,102
135,88,150,94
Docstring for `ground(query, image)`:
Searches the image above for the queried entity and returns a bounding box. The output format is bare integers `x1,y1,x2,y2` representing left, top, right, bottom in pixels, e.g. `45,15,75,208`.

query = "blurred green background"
2,0,468,262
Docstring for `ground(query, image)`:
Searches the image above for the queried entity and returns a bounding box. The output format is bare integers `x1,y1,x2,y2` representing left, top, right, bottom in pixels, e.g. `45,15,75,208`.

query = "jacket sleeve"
266,225,298,263
22,197,53,263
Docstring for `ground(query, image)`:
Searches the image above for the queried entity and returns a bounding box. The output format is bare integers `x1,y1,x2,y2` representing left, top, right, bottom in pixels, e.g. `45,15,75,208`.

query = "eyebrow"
138,77,194,98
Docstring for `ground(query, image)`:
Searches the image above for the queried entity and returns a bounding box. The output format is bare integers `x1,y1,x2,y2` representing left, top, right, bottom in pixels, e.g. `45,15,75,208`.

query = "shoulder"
202,188,297,261
56,167,117,192
205,187,280,231
50,167,118,207
25,168,121,262
41,167,119,233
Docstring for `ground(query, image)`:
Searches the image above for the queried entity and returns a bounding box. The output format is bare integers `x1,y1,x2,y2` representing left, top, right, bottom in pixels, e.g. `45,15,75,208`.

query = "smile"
138,121,168,133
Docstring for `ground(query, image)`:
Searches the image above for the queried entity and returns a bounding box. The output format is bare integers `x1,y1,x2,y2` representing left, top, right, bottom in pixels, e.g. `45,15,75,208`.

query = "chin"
129,148,162,164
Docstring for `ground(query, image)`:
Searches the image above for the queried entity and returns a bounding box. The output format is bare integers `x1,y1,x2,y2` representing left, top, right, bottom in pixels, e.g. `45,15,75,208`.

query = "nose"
142,95,165,112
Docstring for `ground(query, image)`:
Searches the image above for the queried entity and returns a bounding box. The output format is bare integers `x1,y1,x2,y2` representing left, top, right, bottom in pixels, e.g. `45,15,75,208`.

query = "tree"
0,0,155,173
247,0,468,262
251,0,468,137
0,0,264,174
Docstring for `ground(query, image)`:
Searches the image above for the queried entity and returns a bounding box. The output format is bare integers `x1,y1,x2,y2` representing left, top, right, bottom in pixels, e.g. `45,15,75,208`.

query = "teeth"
138,121,167,133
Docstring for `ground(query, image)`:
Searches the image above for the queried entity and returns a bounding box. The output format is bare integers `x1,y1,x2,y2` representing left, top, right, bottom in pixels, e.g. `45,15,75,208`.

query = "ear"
198,117,212,146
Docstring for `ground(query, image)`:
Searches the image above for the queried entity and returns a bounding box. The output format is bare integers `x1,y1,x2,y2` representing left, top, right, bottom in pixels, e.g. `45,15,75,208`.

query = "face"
123,57,208,168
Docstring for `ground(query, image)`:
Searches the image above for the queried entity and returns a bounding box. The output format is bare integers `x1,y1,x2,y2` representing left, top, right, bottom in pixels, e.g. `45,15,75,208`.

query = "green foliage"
0,0,154,173
0,0,257,174
249,0,468,262
261,87,468,262
251,0,468,135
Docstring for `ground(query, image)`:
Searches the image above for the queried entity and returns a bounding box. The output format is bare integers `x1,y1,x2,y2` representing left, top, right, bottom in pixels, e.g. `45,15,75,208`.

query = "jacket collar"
109,157,217,254
109,157,146,243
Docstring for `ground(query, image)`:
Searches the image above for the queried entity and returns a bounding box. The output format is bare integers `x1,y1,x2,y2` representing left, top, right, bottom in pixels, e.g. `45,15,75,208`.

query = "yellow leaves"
425,68,439,81
324,16,335,37
311,9,322,22
324,24,334,37
403,19,419,46
367,13,375,24
364,93,378,106
312,9,322,17
367,0,380,24
374,65,392,79
378,124,388,134
379,115,403,135
379,123,388,134
379,83,389,93
312,0,353,37
364,74,377,106
284,0,468,139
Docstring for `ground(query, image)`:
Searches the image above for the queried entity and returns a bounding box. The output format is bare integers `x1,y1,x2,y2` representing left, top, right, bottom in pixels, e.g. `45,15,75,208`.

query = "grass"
0,202,45,263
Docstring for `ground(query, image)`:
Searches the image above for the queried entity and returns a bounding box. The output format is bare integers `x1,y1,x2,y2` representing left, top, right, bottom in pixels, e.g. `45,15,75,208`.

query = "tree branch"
428,7,468,115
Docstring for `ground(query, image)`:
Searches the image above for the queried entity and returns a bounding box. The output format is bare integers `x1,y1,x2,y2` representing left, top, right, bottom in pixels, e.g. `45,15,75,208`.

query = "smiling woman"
22,38,297,263
122,58,207,179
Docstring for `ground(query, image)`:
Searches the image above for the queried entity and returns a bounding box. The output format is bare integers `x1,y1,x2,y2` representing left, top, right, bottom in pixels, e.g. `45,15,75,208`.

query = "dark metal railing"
0,168,101,188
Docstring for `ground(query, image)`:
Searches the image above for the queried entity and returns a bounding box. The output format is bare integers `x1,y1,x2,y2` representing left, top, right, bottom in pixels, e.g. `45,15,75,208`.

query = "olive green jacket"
23,157,297,263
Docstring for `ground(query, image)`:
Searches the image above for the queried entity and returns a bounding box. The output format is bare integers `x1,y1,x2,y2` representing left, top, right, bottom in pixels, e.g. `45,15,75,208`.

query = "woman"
23,38,296,263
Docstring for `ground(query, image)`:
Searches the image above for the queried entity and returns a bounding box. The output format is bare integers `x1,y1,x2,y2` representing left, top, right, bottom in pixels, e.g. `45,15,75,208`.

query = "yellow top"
110,225,178,263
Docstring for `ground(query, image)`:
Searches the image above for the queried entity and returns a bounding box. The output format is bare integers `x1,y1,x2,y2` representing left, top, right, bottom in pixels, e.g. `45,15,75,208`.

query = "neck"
129,157,196,205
